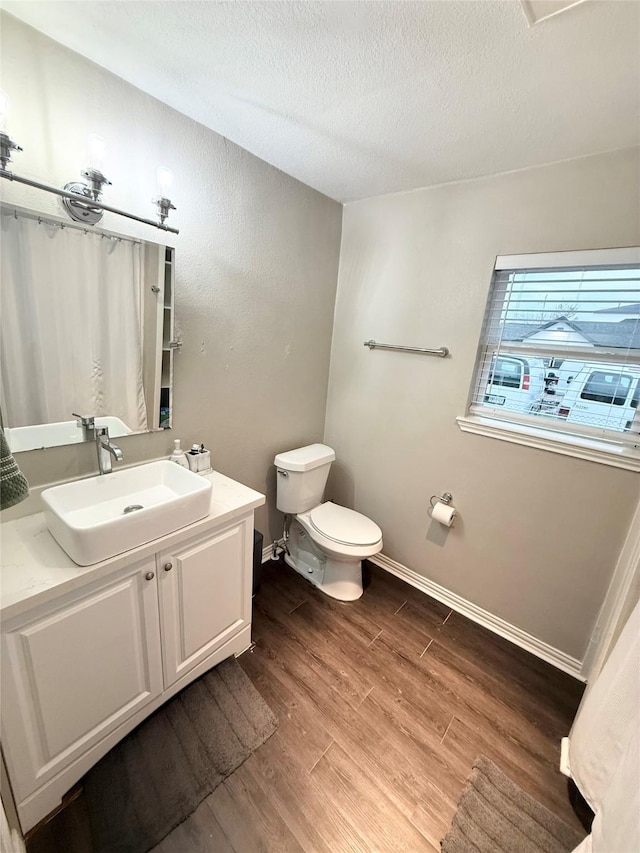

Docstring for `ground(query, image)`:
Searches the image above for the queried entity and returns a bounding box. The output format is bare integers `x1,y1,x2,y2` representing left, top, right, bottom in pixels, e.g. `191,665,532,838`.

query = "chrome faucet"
95,426,123,475
73,412,96,441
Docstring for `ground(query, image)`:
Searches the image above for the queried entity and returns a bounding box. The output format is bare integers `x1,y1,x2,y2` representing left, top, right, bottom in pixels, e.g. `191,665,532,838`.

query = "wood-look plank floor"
155,559,585,853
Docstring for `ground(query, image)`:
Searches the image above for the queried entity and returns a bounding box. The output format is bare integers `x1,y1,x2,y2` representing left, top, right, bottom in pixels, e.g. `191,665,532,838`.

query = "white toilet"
274,443,382,601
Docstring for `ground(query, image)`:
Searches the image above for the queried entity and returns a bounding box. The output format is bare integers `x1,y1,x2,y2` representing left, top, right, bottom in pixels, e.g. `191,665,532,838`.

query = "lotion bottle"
170,439,189,468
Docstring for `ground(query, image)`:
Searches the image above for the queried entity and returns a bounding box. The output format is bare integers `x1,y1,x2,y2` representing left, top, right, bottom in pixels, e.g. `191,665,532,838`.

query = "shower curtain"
0,213,148,433
568,598,640,852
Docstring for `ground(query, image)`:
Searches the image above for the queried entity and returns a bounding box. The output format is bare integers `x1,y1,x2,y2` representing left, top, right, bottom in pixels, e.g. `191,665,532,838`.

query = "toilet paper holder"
430,491,453,508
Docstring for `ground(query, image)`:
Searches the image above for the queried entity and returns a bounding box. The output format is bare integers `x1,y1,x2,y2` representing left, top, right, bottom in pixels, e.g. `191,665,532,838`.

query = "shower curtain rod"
1,205,143,245
0,169,180,235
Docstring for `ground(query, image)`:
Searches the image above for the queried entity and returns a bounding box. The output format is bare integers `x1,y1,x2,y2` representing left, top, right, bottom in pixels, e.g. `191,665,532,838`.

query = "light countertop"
0,471,265,621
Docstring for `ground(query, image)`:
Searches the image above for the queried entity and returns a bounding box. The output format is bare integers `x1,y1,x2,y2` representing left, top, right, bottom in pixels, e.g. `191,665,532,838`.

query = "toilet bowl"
274,444,382,601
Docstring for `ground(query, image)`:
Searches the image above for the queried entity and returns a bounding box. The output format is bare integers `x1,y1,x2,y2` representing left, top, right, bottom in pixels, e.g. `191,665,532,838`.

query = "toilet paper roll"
432,500,456,527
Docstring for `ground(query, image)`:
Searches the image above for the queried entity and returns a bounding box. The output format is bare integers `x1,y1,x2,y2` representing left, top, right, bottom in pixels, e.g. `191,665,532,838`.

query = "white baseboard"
369,552,585,681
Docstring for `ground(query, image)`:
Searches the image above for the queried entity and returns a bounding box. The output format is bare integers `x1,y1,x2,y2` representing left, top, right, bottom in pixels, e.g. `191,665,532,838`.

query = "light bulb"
87,133,107,172
0,90,11,133
157,166,173,198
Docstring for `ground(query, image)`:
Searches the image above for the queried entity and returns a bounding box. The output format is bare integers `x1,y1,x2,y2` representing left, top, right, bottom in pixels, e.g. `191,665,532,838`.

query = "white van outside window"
459,248,640,471
558,364,640,433
484,355,547,413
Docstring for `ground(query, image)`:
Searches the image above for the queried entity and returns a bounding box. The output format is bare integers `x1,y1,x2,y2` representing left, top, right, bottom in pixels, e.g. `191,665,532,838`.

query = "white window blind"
469,248,640,447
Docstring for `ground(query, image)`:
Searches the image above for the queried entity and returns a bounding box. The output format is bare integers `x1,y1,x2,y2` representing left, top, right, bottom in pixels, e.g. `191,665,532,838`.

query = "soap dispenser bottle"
170,439,189,468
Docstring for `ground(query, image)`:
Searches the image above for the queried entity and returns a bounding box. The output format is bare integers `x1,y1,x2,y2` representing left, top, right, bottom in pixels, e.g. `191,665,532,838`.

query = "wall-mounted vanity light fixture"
0,95,179,234
154,166,176,226
62,134,113,226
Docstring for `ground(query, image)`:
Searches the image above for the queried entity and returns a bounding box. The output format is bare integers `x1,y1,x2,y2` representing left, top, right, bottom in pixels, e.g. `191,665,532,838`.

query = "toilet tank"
274,444,336,514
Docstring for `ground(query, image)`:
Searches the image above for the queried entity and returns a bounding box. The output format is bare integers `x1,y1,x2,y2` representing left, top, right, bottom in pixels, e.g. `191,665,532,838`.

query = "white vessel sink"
42,461,212,566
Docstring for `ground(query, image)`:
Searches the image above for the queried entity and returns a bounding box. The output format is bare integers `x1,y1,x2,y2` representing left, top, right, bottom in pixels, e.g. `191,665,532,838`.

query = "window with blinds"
469,248,640,446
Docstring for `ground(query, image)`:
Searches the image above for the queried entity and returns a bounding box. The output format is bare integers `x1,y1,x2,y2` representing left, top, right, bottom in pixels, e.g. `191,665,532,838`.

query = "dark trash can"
252,529,263,597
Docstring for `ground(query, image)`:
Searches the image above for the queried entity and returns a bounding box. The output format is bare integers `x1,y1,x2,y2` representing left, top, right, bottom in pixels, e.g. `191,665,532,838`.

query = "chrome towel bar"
364,340,449,358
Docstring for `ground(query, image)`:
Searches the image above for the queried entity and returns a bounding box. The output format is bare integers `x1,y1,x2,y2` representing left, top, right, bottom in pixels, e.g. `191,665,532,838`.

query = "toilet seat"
308,502,382,547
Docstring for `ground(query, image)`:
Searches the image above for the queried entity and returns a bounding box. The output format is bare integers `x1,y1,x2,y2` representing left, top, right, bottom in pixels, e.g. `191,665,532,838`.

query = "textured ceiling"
3,0,639,202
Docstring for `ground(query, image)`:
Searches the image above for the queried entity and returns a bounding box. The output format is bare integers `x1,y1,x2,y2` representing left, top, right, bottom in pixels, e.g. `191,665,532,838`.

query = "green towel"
0,427,30,510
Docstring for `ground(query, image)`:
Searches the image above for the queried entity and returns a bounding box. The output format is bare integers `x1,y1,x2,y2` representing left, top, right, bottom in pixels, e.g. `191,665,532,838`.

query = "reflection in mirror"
0,205,175,452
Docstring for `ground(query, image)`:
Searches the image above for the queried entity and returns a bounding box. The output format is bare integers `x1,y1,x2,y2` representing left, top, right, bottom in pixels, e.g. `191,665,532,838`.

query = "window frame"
459,247,640,472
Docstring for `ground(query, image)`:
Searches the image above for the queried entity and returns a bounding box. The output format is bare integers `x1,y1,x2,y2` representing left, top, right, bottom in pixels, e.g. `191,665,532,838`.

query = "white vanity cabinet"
1,557,164,808
158,517,252,687
0,471,264,834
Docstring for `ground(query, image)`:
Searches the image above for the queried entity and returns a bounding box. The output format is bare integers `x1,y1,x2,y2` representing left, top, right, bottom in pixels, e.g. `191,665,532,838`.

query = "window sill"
456,415,640,472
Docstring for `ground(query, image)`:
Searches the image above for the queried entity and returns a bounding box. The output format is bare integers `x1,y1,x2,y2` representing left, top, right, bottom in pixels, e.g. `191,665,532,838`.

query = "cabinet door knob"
145,571,155,581
164,562,173,572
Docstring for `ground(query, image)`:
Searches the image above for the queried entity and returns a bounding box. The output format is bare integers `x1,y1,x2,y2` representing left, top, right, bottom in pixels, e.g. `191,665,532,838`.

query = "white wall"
324,148,640,660
0,14,342,541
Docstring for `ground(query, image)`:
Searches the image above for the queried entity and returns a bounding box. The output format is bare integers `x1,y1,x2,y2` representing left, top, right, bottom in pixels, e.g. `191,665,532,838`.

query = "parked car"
483,354,547,414
557,363,640,433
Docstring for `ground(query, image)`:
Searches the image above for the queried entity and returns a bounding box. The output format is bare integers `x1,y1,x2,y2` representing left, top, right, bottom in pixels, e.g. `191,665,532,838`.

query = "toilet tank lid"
274,443,335,472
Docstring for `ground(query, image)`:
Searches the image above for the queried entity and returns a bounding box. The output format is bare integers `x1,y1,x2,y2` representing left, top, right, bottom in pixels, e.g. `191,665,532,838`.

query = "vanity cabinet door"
1,558,163,803
158,516,252,687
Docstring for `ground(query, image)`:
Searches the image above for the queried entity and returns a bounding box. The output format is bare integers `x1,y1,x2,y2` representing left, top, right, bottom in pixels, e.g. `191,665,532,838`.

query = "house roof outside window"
501,313,640,350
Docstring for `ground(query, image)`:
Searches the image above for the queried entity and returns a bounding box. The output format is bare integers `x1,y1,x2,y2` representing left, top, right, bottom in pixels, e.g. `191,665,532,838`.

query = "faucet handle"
73,412,95,428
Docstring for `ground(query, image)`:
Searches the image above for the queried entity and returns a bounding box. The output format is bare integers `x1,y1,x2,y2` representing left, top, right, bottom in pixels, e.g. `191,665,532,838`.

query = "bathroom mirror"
0,204,176,452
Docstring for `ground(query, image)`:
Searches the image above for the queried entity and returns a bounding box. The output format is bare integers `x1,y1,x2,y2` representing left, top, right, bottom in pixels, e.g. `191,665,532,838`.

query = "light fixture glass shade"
0,90,11,133
87,133,107,172
157,166,174,197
